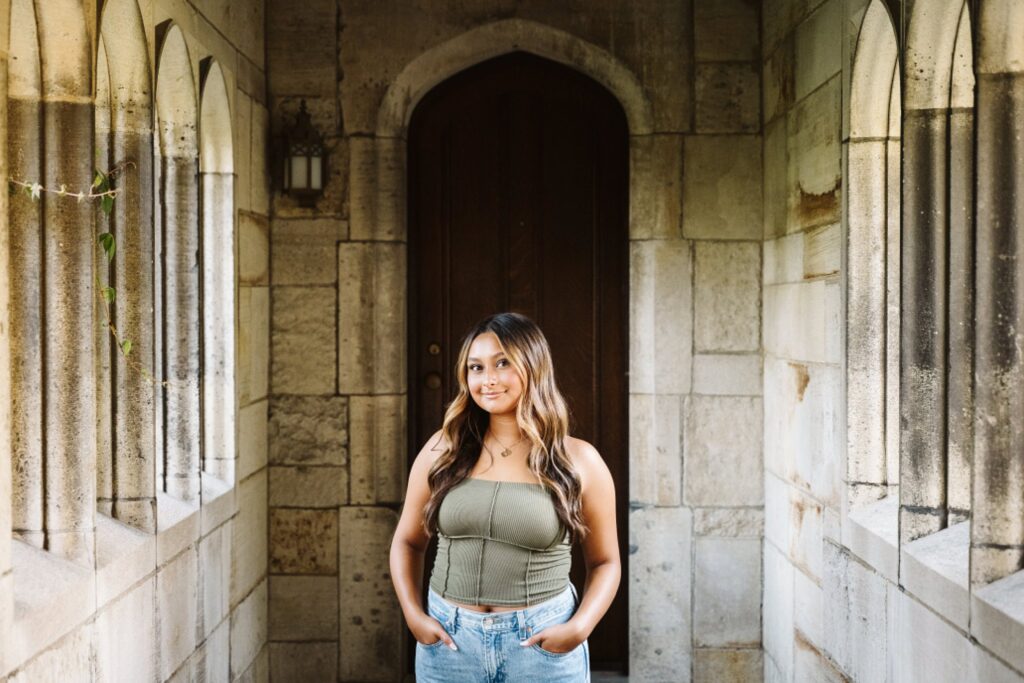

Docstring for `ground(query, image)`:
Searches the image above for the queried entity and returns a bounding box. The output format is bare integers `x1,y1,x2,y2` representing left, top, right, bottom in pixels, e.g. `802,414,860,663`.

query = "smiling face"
466,331,524,416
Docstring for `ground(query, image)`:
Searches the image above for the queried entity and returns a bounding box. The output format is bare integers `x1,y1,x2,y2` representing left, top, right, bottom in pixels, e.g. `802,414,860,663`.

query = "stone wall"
0,0,271,680
761,0,1024,681
264,1,765,681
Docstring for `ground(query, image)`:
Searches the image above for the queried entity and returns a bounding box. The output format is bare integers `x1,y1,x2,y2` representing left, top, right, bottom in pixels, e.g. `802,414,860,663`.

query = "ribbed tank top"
429,477,571,606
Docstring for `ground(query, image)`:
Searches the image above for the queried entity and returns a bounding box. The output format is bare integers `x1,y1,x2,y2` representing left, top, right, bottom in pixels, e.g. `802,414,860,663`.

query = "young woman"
389,312,620,682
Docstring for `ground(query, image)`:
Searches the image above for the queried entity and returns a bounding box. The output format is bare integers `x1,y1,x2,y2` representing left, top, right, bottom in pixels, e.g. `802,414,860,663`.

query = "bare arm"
389,430,458,649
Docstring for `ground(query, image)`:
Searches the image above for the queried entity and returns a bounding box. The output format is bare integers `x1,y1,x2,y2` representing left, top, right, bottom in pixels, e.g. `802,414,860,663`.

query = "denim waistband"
427,582,577,634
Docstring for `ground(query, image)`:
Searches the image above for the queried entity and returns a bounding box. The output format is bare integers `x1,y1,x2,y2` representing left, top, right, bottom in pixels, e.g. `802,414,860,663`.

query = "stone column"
36,0,96,565
899,107,950,542
7,0,43,547
972,3,1024,585
163,154,201,501
201,171,236,482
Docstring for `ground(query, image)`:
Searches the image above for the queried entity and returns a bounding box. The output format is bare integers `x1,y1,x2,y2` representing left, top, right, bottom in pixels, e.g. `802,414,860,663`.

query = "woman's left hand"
519,620,585,654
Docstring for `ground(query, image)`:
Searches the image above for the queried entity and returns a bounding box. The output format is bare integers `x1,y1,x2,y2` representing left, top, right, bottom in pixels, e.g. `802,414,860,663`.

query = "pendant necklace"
488,430,525,457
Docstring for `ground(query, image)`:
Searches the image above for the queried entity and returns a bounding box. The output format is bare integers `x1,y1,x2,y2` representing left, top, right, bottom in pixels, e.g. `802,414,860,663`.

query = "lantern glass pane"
310,156,323,190
290,154,308,189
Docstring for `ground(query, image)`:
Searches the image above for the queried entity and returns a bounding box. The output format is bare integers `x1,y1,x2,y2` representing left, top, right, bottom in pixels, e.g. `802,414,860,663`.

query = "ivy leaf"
92,170,106,190
101,287,116,303
100,194,114,215
120,339,133,356
98,232,116,261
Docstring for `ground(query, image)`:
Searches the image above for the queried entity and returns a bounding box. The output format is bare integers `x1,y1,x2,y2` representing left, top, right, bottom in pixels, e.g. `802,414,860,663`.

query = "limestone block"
235,643,270,683
763,233,804,286
349,394,406,505
764,652,786,683
822,542,887,682
971,570,1024,676
683,136,763,240
694,241,761,352
168,619,230,683
629,134,683,239
157,547,199,681
763,357,841,505
95,513,156,608
763,282,828,361
763,118,789,239
900,522,969,631
251,103,271,217
762,0,792,57
694,538,762,647
794,0,841,100
694,507,764,538
268,395,348,466
234,94,253,214
824,281,841,365
271,286,336,395
787,76,841,231
7,623,92,683
789,487,823,581
629,239,692,395
630,506,692,682
804,222,839,279
269,575,339,640
338,507,402,683
199,523,232,638
349,136,407,241
269,465,348,508
156,493,200,568
844,496,899,582
231,471,268,606
762,541,794,680
92,578,157,683
692,354,762,396
239,212,269,285
230,578,268,679
765,471,792,556
266,0,336,98
684,396,763,506
763,38,794,126
270,508,339,575
237,286,270,405
793,564,823,650
793,631,847,683
271,218,342,285
695,63,761,133
694,648,764,683
238,399,268,482
628,393,682,506
695,0,760,62
270,642,338,683
338,241,406,394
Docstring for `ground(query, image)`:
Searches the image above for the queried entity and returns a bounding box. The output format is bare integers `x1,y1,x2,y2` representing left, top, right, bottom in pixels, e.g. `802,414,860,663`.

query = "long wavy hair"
421,312,589,544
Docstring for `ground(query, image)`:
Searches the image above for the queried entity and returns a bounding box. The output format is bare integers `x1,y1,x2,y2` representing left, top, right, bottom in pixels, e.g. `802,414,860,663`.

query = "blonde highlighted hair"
422,312,589,544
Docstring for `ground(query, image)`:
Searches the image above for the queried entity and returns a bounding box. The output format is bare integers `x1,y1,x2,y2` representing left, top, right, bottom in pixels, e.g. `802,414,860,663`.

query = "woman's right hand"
410,611,459,650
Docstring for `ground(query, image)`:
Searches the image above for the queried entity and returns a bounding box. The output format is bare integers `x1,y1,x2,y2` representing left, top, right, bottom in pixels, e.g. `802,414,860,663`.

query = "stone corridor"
0,0,1023,682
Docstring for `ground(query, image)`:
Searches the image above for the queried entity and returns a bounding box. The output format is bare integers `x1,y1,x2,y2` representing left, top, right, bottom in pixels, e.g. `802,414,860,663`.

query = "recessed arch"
905,0,970,109
200,60,234,173
155,24,198,158
850,0,899,140
98,0,151,132
8,0,40,101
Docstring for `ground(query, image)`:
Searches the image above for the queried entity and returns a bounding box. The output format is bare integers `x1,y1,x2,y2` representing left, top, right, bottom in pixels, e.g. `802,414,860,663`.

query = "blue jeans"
415,582,590,682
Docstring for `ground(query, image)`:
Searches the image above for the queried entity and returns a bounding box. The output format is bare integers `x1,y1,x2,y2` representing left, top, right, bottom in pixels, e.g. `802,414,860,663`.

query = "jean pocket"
531,641,579,658
417,637,447,650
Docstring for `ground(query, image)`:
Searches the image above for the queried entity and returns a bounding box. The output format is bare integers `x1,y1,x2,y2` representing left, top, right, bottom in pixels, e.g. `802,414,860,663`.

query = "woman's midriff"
442,597,528,613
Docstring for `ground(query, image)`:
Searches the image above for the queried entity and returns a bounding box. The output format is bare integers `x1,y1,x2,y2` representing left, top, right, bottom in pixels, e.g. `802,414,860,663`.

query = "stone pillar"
7,0,43,547
36,0,96,565
972,4,1024,585
899,107,949,543
164,155,201,501
202,171,236,482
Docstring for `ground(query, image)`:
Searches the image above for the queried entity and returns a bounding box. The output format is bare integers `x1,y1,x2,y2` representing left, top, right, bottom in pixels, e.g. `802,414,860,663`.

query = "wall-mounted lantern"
279,100,326,208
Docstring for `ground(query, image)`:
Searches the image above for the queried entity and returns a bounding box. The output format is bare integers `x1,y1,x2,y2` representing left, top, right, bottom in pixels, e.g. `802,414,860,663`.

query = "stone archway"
340,17,690,680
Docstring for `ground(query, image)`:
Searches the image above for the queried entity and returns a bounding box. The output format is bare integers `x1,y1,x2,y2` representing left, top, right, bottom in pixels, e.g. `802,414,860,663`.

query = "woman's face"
466,332,524,416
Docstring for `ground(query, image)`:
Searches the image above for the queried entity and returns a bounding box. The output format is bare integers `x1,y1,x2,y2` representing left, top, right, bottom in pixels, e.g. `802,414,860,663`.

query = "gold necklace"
487,430,525,458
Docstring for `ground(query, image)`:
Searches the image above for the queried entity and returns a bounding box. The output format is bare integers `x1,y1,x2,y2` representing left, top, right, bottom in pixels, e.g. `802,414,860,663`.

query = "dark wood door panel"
408,51,629,673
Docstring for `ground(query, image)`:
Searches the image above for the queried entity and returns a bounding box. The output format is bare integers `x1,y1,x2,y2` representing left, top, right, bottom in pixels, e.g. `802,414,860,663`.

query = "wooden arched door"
407,51,629,674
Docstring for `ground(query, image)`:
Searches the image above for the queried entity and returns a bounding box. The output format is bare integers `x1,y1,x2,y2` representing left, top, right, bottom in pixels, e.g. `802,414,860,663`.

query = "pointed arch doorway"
408,51,630,673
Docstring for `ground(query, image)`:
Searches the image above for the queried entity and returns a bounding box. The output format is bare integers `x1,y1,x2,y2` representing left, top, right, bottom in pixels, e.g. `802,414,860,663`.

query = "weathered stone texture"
266,0,337,98
270,642,338,683
694,647,764,683
695,63,761,133
349,394,406,505
271,286,337,395
231,471,268,605
695,0,760,62
199,523,232,638
763,118,789,238
230,579,269,679
692,354,762,396
684,396,763,507
238,286,270,405
268,395,348,466
794,0,841,100
787,75,841,231
269,575,339,640
157,548,199,681
694,508,764,538
763,541,794,681
271,218,342,285
269,465,348,508
338,507,401,683
629,134,683,239
694,538,762,647
270,508,339,575
630,506,692,682
629,393,682,506
93,579,157,683
684,136,763,240
694,241,761,352
238,400,269,482
822,542,888,682
239,212,270,285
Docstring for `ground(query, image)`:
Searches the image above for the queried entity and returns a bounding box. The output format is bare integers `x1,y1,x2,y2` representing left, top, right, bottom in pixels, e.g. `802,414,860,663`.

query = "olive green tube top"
429,477,571,606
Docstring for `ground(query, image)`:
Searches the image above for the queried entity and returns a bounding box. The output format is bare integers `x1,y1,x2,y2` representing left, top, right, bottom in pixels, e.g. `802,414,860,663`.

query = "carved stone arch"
199,59,234,173
98,0,151,132
905,0,972,109
155,24,198,158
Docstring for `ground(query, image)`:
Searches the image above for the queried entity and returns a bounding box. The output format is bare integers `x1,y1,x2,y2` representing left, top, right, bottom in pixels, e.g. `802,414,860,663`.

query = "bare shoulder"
413,428,450,470
564,436,612,491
